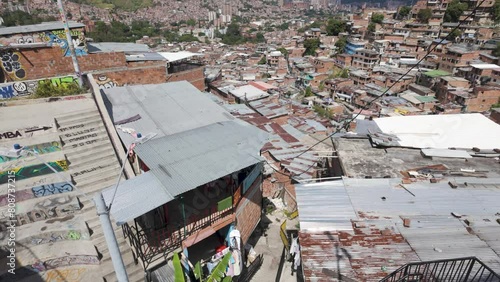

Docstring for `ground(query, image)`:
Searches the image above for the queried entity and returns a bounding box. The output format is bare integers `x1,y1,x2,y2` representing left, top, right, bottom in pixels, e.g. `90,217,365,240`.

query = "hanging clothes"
289,236,301,270
229,229,241,250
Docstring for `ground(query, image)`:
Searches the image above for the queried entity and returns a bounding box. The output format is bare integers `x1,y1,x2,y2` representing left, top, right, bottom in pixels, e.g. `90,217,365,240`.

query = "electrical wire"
290,3,486,178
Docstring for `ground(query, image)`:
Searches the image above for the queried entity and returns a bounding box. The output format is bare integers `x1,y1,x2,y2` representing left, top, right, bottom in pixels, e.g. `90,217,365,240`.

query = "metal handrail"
380,257,500,282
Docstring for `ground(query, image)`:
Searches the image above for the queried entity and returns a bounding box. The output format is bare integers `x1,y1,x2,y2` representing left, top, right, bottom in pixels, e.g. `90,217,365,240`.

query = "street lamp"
95,132,156,282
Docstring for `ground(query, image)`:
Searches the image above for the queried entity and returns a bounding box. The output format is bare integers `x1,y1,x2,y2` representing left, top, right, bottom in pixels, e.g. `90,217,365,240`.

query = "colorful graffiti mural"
0,76,78,99
0,160,68,184
0,141,61,163
96,75,117,89
32,182,73,197
39,30,87,57
0,50,26,82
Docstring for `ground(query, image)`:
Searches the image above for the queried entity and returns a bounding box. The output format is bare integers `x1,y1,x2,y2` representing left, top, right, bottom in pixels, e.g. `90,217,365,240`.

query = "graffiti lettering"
67,133,98,143
96,75,117,89
44,255,99,269
64,128,95,138
44,268,86,282
62,95,86,100
10,196,80,226
73,166,105,177
32,182,73,197
71,139,98,149
0,76,76,99
59,124,85,132
0,50,26,81
0,160,68,184
0,130,22,139
0,85,15,98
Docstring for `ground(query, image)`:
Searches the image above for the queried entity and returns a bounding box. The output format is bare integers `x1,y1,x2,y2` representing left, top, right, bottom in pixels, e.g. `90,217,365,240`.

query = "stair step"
58,118,106,135
63,139,112,155
75,165,123,193
69,150,117,171
55,109,100,124
66,143,115,161
71,158,120,180
62,134,111,150
60,128,108,145
78,177,122,201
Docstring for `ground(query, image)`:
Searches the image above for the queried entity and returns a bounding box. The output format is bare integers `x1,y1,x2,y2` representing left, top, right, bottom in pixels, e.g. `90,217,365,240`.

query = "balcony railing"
380,257,500,282
123,205,235,270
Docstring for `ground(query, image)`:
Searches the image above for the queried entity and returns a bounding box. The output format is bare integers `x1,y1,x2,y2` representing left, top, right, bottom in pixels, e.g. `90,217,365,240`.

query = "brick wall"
236,176,263,244
126,61,167,68
2,47,127,81
95,66,168,87
167,66,205,91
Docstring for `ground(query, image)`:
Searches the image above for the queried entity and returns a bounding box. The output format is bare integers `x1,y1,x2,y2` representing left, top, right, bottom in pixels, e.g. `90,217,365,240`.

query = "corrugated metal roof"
0,21,85,36
295,180,357,232
102,171,172,225
296,177,500,280
135,121,268,199
398,216,500,272
421,148,472,159
87,42,151,53
103,81,236,147
125,53,166,62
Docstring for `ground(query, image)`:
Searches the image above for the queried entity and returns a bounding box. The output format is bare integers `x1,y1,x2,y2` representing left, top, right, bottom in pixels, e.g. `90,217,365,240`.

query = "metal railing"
380,257,500,282
123,205,235,270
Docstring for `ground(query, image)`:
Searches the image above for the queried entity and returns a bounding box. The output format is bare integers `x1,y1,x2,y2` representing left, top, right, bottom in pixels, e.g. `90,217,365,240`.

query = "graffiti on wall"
0,141,61,163
0,160,68,184
32,182,73,198
10,196,81,226
0,181,73,206
96,75,117,89
26,229,87,247
44,268,87,282
39,30,87,57
0,76,78,99
0,50,26,81
17,36,35,44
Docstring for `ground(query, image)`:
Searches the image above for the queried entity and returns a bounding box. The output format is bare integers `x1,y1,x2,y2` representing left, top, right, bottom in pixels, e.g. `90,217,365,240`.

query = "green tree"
334,37,347,54
222,22,246,45
179,33,199,42
255,32,265,43
186,18,197,26
303,38,321,56
417,8,433,23
304,86,313,97
279,22,289,30
448,29,461,41
397,6,412,19
326,18,347,36
335,68,349,78
444,0,468,22
367,22,376,33
371,13,384,24
493,0,500,23
277,47,289,56
493,42,500,57
258,56,267,65
0,10,54,26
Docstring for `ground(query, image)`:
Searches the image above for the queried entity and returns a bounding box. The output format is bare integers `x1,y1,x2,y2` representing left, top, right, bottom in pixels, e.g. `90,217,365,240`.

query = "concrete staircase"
55,108,146,282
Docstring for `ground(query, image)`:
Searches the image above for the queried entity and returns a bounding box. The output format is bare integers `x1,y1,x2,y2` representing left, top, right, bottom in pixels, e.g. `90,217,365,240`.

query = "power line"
290,3,486,178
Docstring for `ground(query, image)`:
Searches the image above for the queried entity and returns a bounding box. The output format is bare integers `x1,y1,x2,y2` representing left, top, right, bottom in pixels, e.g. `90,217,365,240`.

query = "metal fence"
380,257,500,282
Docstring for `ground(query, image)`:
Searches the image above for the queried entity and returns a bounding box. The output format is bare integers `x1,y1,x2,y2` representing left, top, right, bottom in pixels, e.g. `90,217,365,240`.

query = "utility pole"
56,0,83,87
